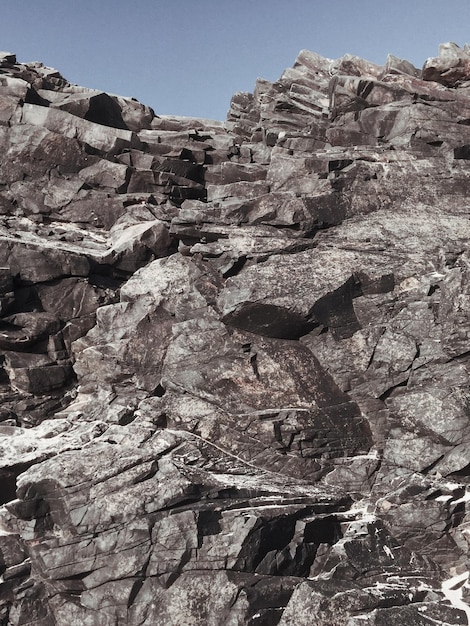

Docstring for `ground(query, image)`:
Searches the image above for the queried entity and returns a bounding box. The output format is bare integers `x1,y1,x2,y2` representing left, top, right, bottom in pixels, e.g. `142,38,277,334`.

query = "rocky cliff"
0,42,469,625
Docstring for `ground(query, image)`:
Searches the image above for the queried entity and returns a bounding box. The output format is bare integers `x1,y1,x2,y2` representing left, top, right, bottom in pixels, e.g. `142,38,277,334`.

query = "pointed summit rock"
423,41,470,86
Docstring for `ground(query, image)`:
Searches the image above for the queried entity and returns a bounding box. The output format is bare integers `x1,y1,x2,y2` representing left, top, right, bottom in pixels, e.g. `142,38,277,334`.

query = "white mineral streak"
441,572,470,625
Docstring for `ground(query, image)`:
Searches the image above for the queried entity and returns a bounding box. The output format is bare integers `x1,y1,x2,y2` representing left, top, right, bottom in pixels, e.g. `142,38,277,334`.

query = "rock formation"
0,42,469,624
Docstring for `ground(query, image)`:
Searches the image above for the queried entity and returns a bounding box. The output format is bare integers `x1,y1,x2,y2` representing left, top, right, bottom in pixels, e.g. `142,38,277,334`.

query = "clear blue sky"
2,0,470,120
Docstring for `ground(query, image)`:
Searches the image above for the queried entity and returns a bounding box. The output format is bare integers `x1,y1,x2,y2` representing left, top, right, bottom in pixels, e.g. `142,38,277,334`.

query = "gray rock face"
0,44,469,625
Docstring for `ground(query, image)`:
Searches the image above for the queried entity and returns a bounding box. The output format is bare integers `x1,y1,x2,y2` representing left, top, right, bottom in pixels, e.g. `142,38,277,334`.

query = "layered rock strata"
0,43,469,625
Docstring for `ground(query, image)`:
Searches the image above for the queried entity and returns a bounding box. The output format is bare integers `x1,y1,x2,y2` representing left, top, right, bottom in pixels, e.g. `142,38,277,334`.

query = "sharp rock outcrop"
0,44,469,625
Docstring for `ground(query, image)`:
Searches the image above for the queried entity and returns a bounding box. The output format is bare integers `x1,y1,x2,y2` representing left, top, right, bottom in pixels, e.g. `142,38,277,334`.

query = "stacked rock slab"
0,43,469,625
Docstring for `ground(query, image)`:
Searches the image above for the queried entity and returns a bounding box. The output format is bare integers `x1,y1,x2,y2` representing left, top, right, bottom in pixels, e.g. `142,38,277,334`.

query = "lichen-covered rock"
0,44,469,625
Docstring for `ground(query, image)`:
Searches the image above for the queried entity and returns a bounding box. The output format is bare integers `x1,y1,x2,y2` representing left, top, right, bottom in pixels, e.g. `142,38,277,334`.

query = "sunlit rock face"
0,44,469,625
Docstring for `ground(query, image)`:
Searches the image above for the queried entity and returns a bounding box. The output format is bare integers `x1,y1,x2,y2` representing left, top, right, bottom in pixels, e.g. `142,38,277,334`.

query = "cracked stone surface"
0,44,469,625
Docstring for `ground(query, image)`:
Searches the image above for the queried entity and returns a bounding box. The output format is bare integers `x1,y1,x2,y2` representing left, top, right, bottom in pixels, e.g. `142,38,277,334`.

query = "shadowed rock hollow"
0,42,469,625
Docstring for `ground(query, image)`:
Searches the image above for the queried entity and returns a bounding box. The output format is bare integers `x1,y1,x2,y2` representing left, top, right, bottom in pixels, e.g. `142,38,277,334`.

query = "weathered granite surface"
0,43,469,624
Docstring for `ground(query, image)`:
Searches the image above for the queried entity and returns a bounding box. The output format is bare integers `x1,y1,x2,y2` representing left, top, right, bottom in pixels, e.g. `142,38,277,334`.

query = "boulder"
108,216,172,272
21,103,136,154
423,41,470,86
0,51,16,66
